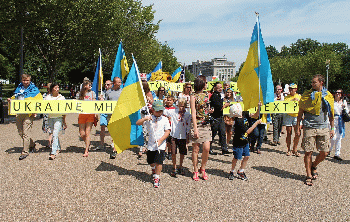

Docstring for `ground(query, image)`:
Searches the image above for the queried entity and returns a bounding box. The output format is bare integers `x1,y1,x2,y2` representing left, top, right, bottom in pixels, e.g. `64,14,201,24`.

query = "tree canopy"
0,0,181,85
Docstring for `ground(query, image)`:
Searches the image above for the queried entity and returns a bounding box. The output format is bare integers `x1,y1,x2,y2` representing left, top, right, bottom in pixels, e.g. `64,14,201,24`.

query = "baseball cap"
152,100,165,111
289,83,298,89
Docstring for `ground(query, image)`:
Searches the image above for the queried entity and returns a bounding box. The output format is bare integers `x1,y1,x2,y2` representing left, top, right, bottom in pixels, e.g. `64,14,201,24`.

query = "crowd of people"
7,73,348,188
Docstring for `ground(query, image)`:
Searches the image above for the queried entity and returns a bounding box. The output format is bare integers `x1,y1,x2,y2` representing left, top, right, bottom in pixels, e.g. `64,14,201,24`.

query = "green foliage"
0,0,180,84
185,69,195,82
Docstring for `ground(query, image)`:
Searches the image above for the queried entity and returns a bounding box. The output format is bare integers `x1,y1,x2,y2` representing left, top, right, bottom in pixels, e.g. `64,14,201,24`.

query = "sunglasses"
159,90,165,92
186,87,192,89
335,92,342,94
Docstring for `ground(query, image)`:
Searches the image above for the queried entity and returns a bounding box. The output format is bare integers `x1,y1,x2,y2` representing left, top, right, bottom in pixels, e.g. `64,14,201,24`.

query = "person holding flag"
8,73,43,160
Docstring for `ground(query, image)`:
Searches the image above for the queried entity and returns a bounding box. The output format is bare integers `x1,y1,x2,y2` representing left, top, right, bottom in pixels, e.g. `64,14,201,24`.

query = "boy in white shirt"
136,100,171,188
164,98,191,177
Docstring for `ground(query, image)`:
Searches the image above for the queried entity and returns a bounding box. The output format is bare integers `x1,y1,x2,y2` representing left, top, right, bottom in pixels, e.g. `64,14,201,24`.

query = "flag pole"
99,48,103,95
255,12,261,116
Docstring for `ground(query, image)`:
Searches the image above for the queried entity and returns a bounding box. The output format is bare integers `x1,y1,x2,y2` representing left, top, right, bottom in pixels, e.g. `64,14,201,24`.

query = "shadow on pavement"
5,147,22,154
95,161,151,183
252,166,304,182
326,157,350,165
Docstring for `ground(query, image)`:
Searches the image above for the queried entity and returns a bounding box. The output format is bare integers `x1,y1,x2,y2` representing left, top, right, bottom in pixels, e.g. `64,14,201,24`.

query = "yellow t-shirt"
284,93,301,117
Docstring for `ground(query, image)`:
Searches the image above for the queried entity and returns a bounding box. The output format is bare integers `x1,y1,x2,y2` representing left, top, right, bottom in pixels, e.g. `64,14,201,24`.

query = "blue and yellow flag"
108,56,146,153
147,61,162,81
237,17,274,111
111,41,129,82
171,66,182,82
92,49,103,98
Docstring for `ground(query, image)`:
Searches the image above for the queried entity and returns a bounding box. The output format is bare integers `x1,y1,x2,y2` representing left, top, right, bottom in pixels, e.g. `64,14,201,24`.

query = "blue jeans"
48,117,63,155
250,121,266,150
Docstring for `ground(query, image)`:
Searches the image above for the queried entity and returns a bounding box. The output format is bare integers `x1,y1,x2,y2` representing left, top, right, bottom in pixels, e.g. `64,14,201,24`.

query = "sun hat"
289,83,298,89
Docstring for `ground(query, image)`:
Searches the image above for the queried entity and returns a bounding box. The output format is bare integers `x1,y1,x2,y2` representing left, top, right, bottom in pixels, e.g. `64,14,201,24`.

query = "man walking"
210,82,230,155
270,85,284,146
296,74,334,186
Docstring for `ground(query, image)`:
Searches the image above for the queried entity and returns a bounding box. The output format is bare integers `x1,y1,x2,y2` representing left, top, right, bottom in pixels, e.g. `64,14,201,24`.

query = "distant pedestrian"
270,85,284,146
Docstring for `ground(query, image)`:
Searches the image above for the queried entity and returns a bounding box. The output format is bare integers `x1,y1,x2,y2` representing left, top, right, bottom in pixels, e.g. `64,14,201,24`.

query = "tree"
266,45,279,59
185,70,195,82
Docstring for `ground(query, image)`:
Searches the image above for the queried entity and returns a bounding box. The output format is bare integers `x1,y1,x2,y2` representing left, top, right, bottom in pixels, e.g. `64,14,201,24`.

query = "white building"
191,57,236,81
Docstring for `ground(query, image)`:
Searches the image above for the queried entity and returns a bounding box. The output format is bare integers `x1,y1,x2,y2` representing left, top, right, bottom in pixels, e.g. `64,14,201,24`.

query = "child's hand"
258,101,262,107
257,119,262,124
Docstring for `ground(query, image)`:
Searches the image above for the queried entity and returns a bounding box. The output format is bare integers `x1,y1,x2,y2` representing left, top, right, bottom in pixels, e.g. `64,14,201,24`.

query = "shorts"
78,114,95,124
100,114,108,126
233,143,250,160
302,128,329,152
283,114,297,126
166,135,173,143
190,124,212,143
173,138,187,155
147,150,166,165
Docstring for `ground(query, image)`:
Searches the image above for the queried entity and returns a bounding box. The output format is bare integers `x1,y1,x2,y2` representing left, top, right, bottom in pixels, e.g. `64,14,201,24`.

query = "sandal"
200,168,208,180
293,152,301,157
170,168,177,177
304,177,313,186
286,151,292,156
49,154,56,160
83,152,89,157
192,172,199,181
311,166,318,180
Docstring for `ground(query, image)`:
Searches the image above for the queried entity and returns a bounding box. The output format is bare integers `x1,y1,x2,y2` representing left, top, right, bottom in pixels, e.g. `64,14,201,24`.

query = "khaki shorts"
190,124,212,144
302,128,330,152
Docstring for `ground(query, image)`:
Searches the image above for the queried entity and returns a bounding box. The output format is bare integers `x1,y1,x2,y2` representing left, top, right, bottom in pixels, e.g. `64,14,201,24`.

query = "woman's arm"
190,94,198,138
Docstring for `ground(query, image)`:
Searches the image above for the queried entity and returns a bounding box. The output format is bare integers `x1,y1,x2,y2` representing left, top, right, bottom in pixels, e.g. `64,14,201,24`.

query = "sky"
141,0,350,68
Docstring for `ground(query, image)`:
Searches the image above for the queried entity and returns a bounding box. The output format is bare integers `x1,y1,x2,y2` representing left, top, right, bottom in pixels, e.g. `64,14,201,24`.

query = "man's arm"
296,108,304,136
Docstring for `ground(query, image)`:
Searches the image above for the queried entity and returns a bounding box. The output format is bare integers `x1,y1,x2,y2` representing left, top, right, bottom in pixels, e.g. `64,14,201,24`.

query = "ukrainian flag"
108,56,146,153
237,17,274,111
92,49,103,98
13,82,42,100
111,41,129,82
147,61,162,81
171,66,182,82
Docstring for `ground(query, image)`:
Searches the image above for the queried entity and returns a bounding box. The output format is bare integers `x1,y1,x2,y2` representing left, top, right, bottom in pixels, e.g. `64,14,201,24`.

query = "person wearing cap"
270,85,284,146
283,83,301,156
136,100,171,188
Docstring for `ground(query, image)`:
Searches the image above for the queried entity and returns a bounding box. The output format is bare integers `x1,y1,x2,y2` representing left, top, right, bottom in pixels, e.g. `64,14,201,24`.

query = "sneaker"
153,178,160,188
19,152,29,160
228,171,235,180
209,150,217,155
110,151,117,159
334,156,343,161
222,149,230,155
178,167,185,175
237,171,248,181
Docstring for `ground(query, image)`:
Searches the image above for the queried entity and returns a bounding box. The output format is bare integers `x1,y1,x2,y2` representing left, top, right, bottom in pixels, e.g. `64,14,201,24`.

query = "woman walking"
190,77,212,181
45,83,67,160
77,81,97,157
223,88,235,147
329,89,349,161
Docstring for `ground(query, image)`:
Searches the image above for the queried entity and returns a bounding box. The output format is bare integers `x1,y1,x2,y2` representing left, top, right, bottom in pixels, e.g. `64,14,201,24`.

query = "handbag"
342,109,350,122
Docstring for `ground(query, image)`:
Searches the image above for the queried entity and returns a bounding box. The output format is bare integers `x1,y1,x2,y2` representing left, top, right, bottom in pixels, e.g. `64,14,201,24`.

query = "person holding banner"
297,74,334,186
45,83,67,160
77,81,97,157
190,77,212,181
8,73,43,160
270,85,284,146
283,83,301,157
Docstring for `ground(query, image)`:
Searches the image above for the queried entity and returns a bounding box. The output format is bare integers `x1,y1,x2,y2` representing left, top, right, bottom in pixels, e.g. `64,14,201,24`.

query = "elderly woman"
329,89,349,161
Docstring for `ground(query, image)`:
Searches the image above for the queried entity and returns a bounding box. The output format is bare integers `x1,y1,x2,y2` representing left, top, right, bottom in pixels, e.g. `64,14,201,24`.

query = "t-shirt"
144,115,171,151
105,88,122,101
284,93,301,117
45,94,66,118
76,91,96,101
193,92,210,125
233,112,250,147
303,100,328,129
165,109,191,139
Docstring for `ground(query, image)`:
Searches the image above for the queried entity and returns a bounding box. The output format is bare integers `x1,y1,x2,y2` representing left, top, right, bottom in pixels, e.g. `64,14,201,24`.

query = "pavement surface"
0,114,349,221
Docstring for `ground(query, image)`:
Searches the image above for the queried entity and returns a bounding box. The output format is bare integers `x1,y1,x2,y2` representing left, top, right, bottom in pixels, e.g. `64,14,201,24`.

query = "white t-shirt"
44,94,66,118
144,115,171,151
165,109,191,139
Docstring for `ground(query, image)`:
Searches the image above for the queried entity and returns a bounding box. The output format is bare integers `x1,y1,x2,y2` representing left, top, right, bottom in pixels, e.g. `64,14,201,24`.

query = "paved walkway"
0,114,349,221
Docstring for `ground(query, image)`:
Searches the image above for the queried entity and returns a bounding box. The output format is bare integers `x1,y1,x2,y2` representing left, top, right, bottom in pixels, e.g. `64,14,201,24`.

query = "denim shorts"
283,114,297,126
233,143,250,160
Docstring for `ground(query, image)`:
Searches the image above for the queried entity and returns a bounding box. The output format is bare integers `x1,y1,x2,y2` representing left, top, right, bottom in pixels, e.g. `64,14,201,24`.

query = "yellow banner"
150,71,170,81
223,101,299,114
10,100,119,114
148,81,185,92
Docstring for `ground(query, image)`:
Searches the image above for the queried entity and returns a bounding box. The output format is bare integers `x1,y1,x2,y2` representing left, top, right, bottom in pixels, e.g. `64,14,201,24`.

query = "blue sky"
141,0,350,68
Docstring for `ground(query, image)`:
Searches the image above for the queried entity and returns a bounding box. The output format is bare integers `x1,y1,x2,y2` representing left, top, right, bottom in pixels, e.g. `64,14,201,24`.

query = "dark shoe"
209,150,217,155
269,141,278,146
334,156,343,161
222,149,230,155
228,171,235,180
263,136,268,141
237,171,248,181
170,169,177,177
19,153,29,160
110,151,117,159
178,167,185,175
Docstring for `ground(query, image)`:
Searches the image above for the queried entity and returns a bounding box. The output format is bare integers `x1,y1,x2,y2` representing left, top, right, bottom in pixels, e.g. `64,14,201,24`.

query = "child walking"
164,95,176,160
165,98,191,177
136,100,171,188
228,103,261,181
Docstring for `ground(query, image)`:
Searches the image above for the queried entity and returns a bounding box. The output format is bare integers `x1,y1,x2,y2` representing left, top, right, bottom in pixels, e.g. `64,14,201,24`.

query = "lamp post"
325,59,330,89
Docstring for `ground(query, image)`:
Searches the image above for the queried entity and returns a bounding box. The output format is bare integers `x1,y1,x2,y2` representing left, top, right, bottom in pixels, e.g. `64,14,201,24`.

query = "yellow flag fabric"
299,89,334,116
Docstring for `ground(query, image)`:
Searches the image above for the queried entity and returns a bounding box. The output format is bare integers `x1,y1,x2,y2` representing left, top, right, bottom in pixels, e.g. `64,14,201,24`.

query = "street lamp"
325,59,330,89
